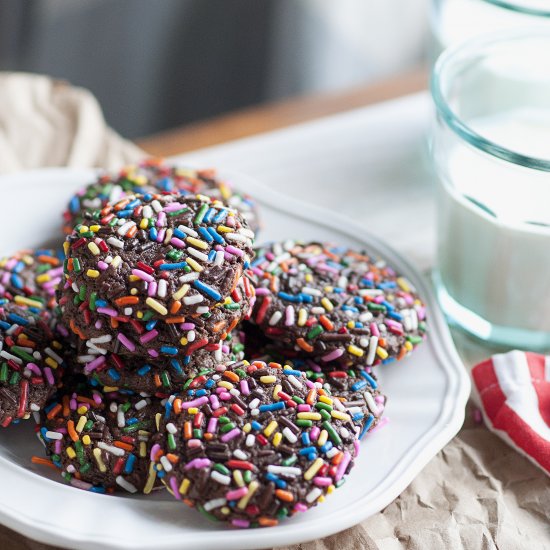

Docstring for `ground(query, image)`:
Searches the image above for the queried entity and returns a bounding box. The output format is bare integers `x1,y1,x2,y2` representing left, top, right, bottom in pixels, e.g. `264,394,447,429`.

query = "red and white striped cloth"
472,350,550,475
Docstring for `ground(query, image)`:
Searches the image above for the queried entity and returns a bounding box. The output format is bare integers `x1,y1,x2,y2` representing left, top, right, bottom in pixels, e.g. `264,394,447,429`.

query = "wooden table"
137,69,427,156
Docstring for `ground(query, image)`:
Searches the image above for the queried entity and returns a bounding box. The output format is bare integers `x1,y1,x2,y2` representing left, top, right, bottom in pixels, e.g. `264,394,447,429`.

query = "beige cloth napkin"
0,73,548,550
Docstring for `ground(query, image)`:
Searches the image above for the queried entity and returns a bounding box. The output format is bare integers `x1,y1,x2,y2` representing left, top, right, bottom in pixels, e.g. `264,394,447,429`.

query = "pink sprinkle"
169,476,181,500
117,333,136,352
335,451,352,481
170,237,186,249
312,477,332,487
220,428,241,442
321,349,344,362
25,363,41,376
94,320,102,329
240,380,250,396
148,349,159,357
219,391,232,401
316,263,338,274
207,418,218,433
221,344,229,354
370,323,380,337
96,307,117,317
310,426,320,441
354,439,360,456
226,216,236,227
374,395,385,404
188,439,202,448
56,324,69,337
97,261,109,271
156,229,166,243
163,202,186,212
156,211,166,227
84,355,106,373
44,367,54,385
209,395,220,409
232,519,250,528
251,267,263,277
294,503,308,513
225,245,243,257
297,404,311,412
285,305,295,326
140,330,158,344
131,269,154,283
225,487,248,500
71,479,93,491
148,281,158,297
304,379,315,389
181,323,195,330
54,440,62,454
185,458,211,470
182,396,208,409
150,443,161,461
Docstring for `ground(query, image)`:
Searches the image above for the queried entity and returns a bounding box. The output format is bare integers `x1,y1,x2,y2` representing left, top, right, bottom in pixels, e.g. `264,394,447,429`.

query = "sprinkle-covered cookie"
78,330,246,395
0,303,66,426
152,359,384,527
0,249,64,309
63,159,261,235
60,193,255,359
39,382,163,494
248,241,426,368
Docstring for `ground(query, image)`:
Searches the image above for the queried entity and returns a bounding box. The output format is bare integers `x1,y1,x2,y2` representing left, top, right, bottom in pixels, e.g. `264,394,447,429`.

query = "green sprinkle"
10,346,34,363
197,506,218,522
234,368,247,379
0,363,8,382
243,470,252,484
72,258,81,272
84,419,94,431
322,421,342,445
89,292,97,311
167,433,176,451
193,428,203,439
9,371,20,385
307,325,324,339
296,419,312,428
213,463,230,476
161,371,171,388
319,409,331,421
291,396,305,405
168,208,189,217
315,402,332,412
218,416,230,425
194,203,209,225
78,284,87,301
220,422,236,433
367,303,386,312
142,311,154,321
407,335,423,344
282,455,297,467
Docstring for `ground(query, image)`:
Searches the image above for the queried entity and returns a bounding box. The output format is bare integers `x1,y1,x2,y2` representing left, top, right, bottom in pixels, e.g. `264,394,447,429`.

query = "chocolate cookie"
60,193,255,360
39,381,163,494
0,303,66,426
248,241,426,368
0,249,64,310
63,159,261,235
152,359,384,527
79,330,246,395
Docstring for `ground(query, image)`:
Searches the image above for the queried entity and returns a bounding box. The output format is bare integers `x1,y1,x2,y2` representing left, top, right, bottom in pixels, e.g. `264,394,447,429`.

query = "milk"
433,0,550,52
434,108,550,343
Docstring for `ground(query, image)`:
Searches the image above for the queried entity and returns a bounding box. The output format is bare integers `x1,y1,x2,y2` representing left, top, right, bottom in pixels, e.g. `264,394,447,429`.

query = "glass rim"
481,0,550,17
431,29,550,171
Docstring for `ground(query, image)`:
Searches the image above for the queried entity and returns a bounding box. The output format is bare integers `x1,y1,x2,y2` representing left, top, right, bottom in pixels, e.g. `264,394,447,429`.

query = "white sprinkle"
282,427,297,443
249,398,260,409
151,200,162,213
267,465,301,476
45,431,63,440
233,449,247,460
306,487,323,503
225,232,248,243
251,409,259,416
238,227,255,238
187,248,209,262
211,471,231,485
326,447,340,459
179,272,200,283
339,426,351,439
245,434,255,447
358,289,384,297
30,403,40,412
157,279,167,298
311,306,324,315
268,311,282,326
90,335,113,344
134,399,148,411
142,205,153,218
302,287,322,296
117,407,125,428
44,348,63,364
107,237,124,249
166,422,177,434
98,442,125,456
176,225,198,237
287,375,303,389
332,398,346,412
0,351,21,364
187,330,196,342
183,294,203,305
117,221,136,236
358,312,373,323
366,336,378,365
214,250,225,266
77,354,96,363
124,307,133,316
195,306,209,314
116,476,138,493
203,498,227,512
160,455,173,473
364,391,379,415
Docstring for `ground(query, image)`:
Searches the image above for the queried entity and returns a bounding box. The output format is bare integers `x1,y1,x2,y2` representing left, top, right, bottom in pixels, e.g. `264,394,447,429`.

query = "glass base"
432,270,550,352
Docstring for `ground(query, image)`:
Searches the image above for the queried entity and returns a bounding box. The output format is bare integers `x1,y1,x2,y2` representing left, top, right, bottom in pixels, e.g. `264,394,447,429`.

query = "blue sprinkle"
351,380,367,392
207,227,225,244
251,255,265,267
297,293,313,303
202,207,216,223
307,452,317,461
10,274,23,289
198,226,213,242
145,320,157,331
156,177,174,191
90,486,107,493
40,427,50,441
277,292,301,303
0,321,11,330
170,359,183,375
124,454,137,475
320,441,333,453
193,280,222,301
299,446,316,456
251,421,262,431
159,262,187,271
359,414,375,439
137,364,151,376
283,369,302,377
259,402,285,412
183,355,191,365
69,196,80,214
212,209,227,223
354,296,364,304
207,250,216,262
116,209,133,218
149,227,158,241
388,311,403,321
126,418,138,425
95,299,108,308
143,193,154,201
195,389,207,397
359,370,378,389
173,227,186,239
301,432,311,446
186,389,196,397
7,313,28,326
205,379,215,389
107,368,121,381
352,411,365,422
164,400,173,420
160,346,178,355
13,261,25,274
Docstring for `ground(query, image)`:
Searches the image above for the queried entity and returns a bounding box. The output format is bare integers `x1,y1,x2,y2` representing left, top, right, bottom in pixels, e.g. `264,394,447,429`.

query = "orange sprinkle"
397,346,407,360
31,456,58,471
67,420,78,442
258,517,278,527
153,374,161,388
110,318,119,329
275,489,294,502
166,453,180,464
115,296,140,306
211,321,227,333
223,371,239,383
319,315,334,331
378,337,387,348
170,301,182,314
331,451,344,465
62,395,70,417
306,389,317,405
296,338,314,353
126,225,138,238
183,421,192,440
165,316,186,324
47,403,62,420
114,441,134,452
182,498,194,507
268,362,282,370
37,255,60,265
173,398,182,415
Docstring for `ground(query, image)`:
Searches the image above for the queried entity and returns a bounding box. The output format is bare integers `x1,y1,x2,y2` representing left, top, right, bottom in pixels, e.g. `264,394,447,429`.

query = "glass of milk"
430,30,550,350
431,0,550,56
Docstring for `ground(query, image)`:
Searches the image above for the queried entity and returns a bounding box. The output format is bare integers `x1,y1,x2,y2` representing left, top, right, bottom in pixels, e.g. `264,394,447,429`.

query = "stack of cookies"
0,160,427,529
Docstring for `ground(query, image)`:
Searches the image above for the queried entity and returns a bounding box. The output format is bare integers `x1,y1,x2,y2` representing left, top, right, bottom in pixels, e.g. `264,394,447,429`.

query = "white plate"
0,167,469,550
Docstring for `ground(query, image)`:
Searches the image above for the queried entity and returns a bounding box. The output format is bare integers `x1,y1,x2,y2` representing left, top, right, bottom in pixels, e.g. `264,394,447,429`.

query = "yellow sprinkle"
82,435,91,445
186,236,208,250
376,346,389,359
66,447,76,459
76,416,87,433
87,242,100,255
187,258,203,272
331,410,351,422
219,183,231,200
317,429,328,447
397,277,411,292
321,297,334,312
146,297,168,316
297,308,308,327
304,458,324,481
242,423,251,434
221,507,231,515
217,381,234,390
35,274,50,283
179,337,188,346
217,225,232,233
188,407,199,415
86,269,100,278
14,296,43,309
103,386,119,392
139,441,147,458
319,396,333,405
237,480,259,509
175,168,197,178
79,225,89,233
173,284,190,300
327,484,335,494
131,288,139,296
196,194,210,201
305,273,313,283
90,225,101,233
272,432,282,447
260,375,276,384
405,341,413,351
297,412,322,421
45,357,58,369
346,321,355,329
324,286,334,293
318,495,326,503
223,297,232,305
179,478,190,496
52,340,62,350
348,344,364,357
233,470,245,487
111,256,122,268
139,218,149,230
263,421,278,437
77,405,88,414
128,275,140,282
143,463,157,495
155,413,162,432
63,242,69,256
273,384,282,400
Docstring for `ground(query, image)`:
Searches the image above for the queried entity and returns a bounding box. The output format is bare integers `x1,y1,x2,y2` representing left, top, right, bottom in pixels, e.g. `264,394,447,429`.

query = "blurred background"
0,0,430,138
